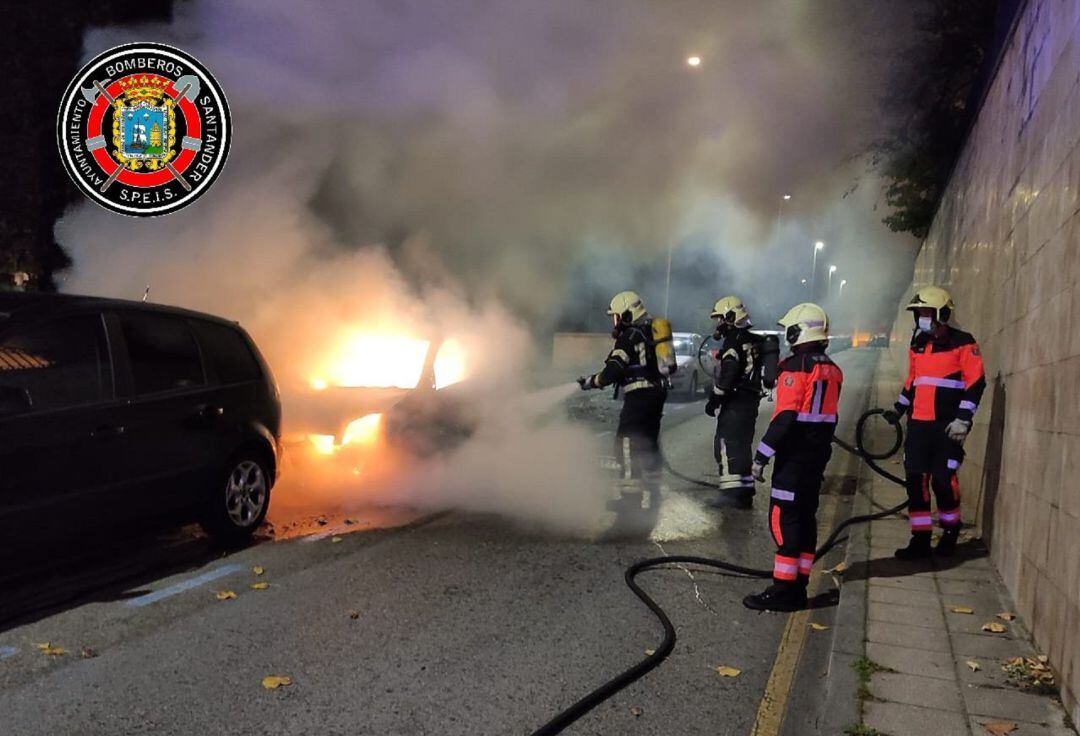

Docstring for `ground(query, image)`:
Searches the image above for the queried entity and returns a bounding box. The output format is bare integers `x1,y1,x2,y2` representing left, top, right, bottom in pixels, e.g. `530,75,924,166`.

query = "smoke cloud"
57,0,924,532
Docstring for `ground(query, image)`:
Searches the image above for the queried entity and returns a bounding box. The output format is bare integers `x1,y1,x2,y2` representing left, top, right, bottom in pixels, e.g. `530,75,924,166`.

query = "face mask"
917,316,934,332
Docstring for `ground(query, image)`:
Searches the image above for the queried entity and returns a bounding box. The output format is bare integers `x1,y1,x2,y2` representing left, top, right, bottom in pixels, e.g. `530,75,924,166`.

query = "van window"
118,313,205,395
192,321,262,384
0,315,109,415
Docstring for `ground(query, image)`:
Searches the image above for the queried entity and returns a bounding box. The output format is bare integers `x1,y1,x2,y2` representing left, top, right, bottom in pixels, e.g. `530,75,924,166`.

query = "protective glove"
882,409,901,426
704,395,721,417
945,418,971,443
577,375,595,391
751,459,767,483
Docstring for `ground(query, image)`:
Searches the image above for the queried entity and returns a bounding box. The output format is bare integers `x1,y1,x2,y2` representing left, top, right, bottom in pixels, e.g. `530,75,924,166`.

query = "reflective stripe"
610,348,630,362
909,512,933,530
797,412,837,423
774,556,799,580
798,553,814,574
913,376,966,389
758,442,776,458
897,394,911,406
947,459,960,470
771,487,796,502
939,510,961,523
770,505,784,546
959,400,977,411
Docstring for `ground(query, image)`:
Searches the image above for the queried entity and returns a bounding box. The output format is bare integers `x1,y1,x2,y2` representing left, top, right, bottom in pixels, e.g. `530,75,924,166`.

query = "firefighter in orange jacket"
884,286,985,559
744,303,843,612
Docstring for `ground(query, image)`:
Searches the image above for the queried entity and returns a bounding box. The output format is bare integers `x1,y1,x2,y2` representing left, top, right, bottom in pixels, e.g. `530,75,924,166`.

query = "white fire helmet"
607,290,647,323
710,295,752,327
778,302,829,346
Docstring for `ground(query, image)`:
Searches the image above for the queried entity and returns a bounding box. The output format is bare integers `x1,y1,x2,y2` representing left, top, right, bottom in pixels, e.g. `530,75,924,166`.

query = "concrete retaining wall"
888,0,1080,721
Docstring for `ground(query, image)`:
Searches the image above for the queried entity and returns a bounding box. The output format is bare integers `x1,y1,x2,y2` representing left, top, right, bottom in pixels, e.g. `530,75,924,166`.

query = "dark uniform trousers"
616,387,666,491
903,420,964,531
768,445,831,590
714,394,760,495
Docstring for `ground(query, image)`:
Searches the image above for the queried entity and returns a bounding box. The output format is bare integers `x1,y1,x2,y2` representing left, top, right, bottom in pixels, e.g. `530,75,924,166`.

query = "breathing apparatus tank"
760,334,780,389
651,318,677,377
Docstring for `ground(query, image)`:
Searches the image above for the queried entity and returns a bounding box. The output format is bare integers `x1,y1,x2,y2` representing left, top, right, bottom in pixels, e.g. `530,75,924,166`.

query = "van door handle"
91,424,126,439
195,404,224,421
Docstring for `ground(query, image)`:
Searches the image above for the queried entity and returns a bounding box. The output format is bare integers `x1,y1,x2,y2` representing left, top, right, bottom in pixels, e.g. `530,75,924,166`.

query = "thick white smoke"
56,0,924,532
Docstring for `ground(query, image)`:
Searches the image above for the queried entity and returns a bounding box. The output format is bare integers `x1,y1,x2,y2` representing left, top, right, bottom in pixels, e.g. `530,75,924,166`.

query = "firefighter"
578,291,675,510
704,296,769,508
744,303,842,612
884,286,985,559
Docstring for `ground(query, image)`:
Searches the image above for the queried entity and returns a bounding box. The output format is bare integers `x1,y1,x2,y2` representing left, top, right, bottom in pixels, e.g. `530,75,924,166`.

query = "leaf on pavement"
995,612,1015,621
80,647,98,659
951,606,974,614
809,623,829,631
715,665,741,678
252,566,265,576
1036,654,1048,663
349,610,360,620
331,536,343,543
215,590,238,601
966,660,981,672
824,562,847,575
981,622,1007,633
250,582,269,590
629,706,643,717
261,675,292,690
644,649,655,656
982,721,1017,735
35,643,65,656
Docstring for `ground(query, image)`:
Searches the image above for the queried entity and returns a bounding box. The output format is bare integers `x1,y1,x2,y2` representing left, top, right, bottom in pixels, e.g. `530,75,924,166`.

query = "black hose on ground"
529,408,909,736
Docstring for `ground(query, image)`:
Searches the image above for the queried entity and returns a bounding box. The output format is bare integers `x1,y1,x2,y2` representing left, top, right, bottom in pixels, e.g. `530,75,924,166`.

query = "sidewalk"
825,351,1076,736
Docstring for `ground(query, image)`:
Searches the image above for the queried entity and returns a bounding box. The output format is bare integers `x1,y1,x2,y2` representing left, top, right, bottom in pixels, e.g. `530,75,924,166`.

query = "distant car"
0,293,281,558
669,332,710,399
868,333,889,348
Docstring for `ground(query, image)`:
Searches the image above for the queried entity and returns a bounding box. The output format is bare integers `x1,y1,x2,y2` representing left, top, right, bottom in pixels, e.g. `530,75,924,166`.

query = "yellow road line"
749,496,841,736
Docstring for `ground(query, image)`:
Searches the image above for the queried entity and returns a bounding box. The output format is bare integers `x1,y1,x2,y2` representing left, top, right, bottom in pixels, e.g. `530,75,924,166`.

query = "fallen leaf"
981,622,1007,633
215,590,238,601
250,582,269,590
951,606,974,615
644,649,655,656
261,675,292,690
966,660,981,672
809,623,829,631
331,536,343,543
349,610,360,620
1036,654,1048,663
1006,657,1025,667
824,561,847,574
36,643,65,656
982,721,1017,735
996,612,1015,621
715,666,741,678
80,647,98,659
629,706,643,717
252,566,265,576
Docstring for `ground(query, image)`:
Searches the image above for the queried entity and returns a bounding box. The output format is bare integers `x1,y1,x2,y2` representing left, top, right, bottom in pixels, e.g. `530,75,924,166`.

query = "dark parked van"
0,293,281,561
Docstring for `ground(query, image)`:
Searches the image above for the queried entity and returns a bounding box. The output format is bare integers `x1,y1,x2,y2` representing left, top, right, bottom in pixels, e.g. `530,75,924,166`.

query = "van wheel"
201,454,271,545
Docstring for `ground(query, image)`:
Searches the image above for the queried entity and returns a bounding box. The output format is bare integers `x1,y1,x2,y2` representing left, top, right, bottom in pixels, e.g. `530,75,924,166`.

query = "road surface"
0,349,882,736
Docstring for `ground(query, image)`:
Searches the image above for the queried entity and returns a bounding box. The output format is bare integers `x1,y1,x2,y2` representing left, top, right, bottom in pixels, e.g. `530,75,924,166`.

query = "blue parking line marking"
125,563,244,607
0,646,18,661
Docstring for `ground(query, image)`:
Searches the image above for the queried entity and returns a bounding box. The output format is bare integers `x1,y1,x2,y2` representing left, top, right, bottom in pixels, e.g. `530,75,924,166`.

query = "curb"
819,476,872,735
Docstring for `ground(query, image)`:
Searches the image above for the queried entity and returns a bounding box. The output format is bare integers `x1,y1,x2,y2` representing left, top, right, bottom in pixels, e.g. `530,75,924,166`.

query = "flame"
433,338,467,389
308,434,337,455
315,333,431,389
306,413,383,456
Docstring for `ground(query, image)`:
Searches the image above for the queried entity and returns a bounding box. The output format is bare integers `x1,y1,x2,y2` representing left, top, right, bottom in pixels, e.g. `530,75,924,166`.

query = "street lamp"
811,241,825,297
839,278,848,297
782,194,791,200
828,264,837,295
686,55,702,67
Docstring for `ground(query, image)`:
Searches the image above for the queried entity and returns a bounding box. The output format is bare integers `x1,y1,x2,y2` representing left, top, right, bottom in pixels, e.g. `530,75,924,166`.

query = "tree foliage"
875,0,1002,239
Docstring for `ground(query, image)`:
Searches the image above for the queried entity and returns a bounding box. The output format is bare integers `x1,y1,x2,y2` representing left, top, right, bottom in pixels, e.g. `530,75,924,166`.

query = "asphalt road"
0,349,881,736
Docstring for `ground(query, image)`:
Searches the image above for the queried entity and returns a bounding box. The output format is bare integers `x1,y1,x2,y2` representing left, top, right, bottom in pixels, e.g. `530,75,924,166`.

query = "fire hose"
528,408,908,736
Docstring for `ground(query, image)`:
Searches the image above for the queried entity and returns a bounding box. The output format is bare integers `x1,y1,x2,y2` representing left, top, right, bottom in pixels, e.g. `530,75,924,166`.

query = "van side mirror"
0,386,32,416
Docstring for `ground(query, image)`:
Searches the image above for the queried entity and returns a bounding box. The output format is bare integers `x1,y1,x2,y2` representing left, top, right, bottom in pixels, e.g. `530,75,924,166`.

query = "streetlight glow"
815,241,825,250
829,265,837,274
839,278,848,297
782,194,792,200
687,55,702,67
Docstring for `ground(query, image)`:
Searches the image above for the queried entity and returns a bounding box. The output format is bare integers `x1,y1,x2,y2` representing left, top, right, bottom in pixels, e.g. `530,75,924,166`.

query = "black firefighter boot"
894,531,933,560
743,584,807,612
936,526,960,556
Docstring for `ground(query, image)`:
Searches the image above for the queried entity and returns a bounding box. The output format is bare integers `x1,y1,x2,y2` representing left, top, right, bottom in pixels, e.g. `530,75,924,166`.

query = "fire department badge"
57,43,231,216
784,376,795,387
